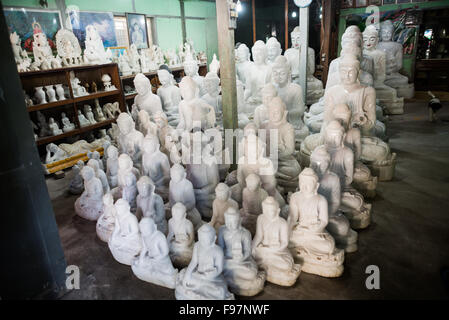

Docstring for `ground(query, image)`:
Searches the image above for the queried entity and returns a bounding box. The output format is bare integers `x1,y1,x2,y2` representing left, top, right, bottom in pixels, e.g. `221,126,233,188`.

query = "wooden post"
252,0,256,43
298,6,309,104
285,0,289,51
180,0,187,44
320,0,333,87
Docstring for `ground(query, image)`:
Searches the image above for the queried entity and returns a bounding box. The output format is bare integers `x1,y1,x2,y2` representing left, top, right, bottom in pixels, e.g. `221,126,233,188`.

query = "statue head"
141,135,160,154
215,183,230,201
103,192,114,206
117,112,135,135
363,25,379,51
380,20,394,42
224,207,241,231
137,175,155,197
251,40,267,65
115,198,131,217
134,73,152,96
271,56,291,87
81,165,95,181
157,69,173,86
179,76,197,100
124,171,136,187
140,217,157,236
203,72,220,95
49,117,55,124
324,120,345,149
118,153,133,171
341,25,362,48
87,158,100,172
107,145,118,159
332,103,351,129
298,168,319,195
339,54,360,86
268,96,287,124
198,223,216,247
310,147,331,177
245,173,261,192
291,26,301,49
236,43,250,63
172,202,187,221
341,41,362,59
262,196,280,220
266,37,282,62
170,163,186,183
261,83,278,107
183,56,199,77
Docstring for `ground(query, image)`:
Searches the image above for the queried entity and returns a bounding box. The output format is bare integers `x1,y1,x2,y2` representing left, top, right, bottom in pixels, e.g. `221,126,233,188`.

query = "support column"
285,0,289,51
320,0,333,86
180,0,187,44
0,4,67,299
298,6,309,104
252,0,256,44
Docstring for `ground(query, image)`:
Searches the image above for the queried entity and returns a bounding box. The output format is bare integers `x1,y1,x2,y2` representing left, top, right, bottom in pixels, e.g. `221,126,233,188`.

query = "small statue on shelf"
45,85,57,103
34,86,47,105
77,110,91,127
61,112,75,133
102,74,117,91
48,117,62,136
91,81,98,93
84,105,97,124
36,111,50,137
93,99,106,122
70,71,88,97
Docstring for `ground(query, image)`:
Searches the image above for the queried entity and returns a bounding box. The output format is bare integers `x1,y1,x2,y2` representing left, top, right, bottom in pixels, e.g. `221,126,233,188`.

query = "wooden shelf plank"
119,64,207,80
19,63,118,78
27,98,74,112
73,90,120,103
125,93,137,100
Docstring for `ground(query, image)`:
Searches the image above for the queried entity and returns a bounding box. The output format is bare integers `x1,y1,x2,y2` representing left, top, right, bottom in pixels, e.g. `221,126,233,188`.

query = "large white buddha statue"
235,43,253,85
210,183,239,232
254,83,278,128
266,37,282,65
167,202,195,268
288,168,345,277
96,193,116,243
175,224,235,300
116,113,144,167
74,166,104,221
183,54,205,97
131,217,178,289
270,56,309,144
244,40,271,113
363,25,404,115
284,26,324,105
261,97,301,193
133,73,163,117
201,72,222,126
136,176,167,234
108,199,142,265
252,197,301,286
218,207,266,296
156,68,181,126
240,173,268,236
310,148,358,253
377,20,414,99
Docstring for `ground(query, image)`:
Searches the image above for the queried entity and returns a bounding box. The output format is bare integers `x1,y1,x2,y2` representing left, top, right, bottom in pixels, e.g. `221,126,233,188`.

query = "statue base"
170,250,193,269
108,242,141,266
290,247,344,278
131,261,178,289
225,270,266,297
74,197,103,221
333,229,358,253
263,263,301,287
366,154,396,181
341,203,372,230
380,98,404,115
396,83,414,99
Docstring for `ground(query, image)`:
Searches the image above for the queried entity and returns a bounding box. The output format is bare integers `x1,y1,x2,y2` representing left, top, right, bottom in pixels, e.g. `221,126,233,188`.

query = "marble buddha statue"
113,154,139,212
87,159,109,195
186,142,220,219
69,160,85,195
183,54,206,97
96,193,117,243
218,207,266,296
177,76,216,132
153,111,181,163
318,121,372,229
287,168,345,277
74,166,104,221
116,113,144,167
284,26,324,105
106,145,119,189
252,197,301,286
240,173,268,236
377,20,414,99
169,164,204,232
210,183,239,232
108,199,142,265
363,25,404,115
235,43,253,85
156,68,181,127
131,217,177,288
137,110,158,137
136,176,167,234
175,224,235,300
48,117,62,136
61,112,75,132
141,135,170,201
254,83,278,128
133,73,163,116
266,37,282,65
261,97,301,193
310,148,358,253
270,55,309,143
167,202,195,267
244,40,271,113
201,72,222,126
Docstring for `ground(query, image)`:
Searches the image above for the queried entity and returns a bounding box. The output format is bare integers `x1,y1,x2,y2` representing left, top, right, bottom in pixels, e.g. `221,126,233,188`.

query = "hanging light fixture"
237,0,242,13
292,11,297,18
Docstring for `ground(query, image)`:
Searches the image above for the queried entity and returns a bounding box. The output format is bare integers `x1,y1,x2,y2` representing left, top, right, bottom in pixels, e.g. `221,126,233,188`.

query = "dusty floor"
47,101,449,300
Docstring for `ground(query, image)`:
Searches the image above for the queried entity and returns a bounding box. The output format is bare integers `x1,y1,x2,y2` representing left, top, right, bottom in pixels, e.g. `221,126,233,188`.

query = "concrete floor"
47,101,449,300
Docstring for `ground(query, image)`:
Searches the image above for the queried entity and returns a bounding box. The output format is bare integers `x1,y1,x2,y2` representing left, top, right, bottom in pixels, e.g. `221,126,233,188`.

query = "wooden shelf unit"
20,63,125,155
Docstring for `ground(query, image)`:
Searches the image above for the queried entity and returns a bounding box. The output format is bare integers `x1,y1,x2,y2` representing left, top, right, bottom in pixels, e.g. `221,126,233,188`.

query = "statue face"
180,82,195,100
225,214,239,231
170,168,184,182
363,34,378,50
246,175,260,191
339,65,358,86
198,230,215,246
311,158,329,176
172,205,186,220
118,118,133,135
299,176,317,194
325,130,344,148
380,27,393,42
216,188,228,201
204,78,218,95
267,45,281,61
81,167,94,180
271,65,289,86
184,63,198,76
264,204,279,219
252,47,267,64
269,105,284,123
142,139,157,154
135,79,150,96
107,146,118,159
158,71,170,85
137,181,149,196
237,46,249,62
291,32,301,49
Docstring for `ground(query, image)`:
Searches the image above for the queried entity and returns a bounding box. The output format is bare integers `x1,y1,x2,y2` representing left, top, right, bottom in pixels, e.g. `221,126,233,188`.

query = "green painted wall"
2,0,219,65
338,0,449,79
